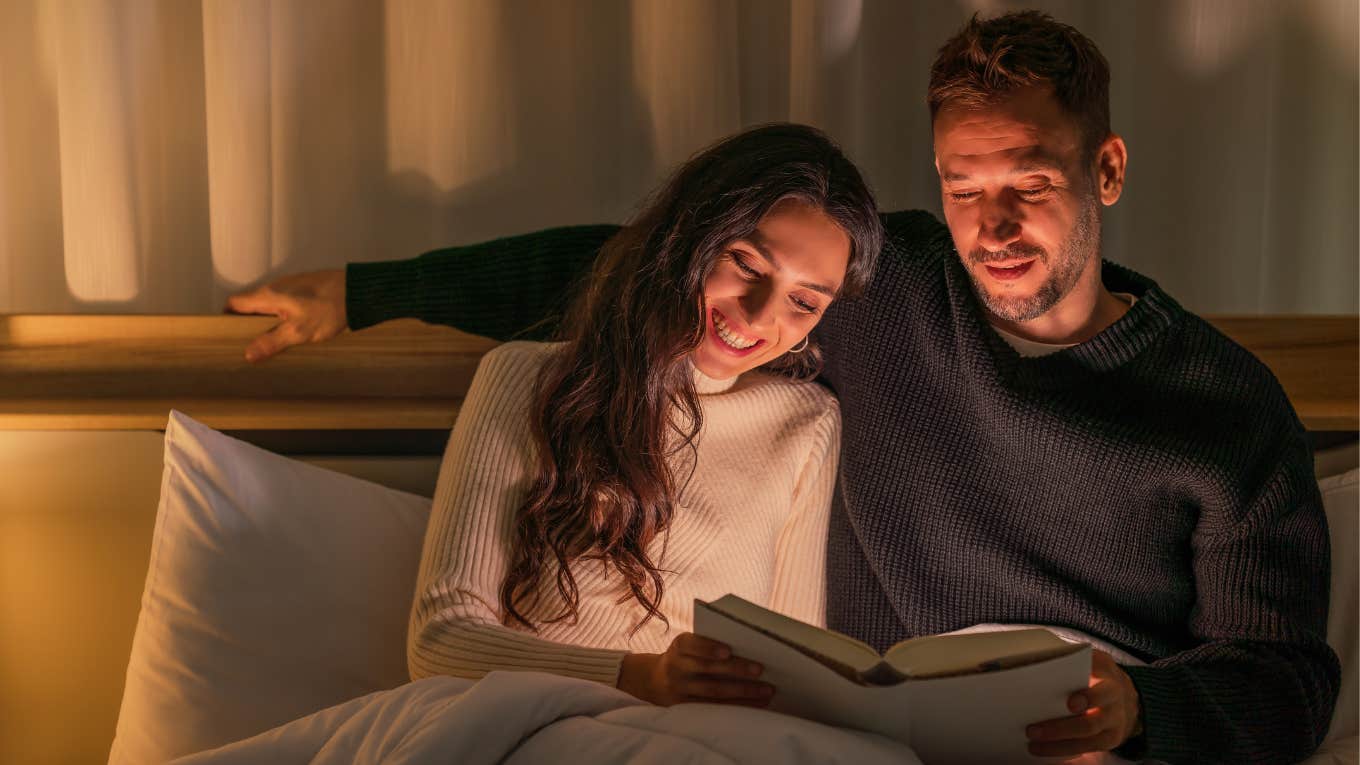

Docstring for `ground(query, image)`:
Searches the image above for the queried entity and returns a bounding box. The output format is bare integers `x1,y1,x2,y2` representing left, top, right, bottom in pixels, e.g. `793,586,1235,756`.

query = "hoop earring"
788,337,809,353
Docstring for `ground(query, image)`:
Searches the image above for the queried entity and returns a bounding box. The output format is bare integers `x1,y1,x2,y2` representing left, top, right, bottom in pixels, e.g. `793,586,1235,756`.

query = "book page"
693,598,915,740
885,627,1078,678
905,644,1092,764
704,594,882,674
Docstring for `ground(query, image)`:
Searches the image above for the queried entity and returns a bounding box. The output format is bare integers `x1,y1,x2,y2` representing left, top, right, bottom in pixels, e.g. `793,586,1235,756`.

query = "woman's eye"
791,297,820,315
732,254,760,278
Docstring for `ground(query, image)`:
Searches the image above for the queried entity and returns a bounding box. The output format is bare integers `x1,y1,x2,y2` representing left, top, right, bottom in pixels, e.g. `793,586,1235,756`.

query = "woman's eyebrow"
742,233,839,298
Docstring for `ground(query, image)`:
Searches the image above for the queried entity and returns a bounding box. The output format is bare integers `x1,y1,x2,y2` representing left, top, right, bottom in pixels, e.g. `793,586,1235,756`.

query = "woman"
408,123,883,708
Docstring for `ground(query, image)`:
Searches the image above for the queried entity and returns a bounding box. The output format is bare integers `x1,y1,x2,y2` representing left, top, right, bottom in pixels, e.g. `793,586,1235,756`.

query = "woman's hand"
617,632,774,707
1026,649,1143,758
223,268,348,362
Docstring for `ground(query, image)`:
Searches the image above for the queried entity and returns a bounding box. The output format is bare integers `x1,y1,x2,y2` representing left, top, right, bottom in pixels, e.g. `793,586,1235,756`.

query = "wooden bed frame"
0,313,1356,432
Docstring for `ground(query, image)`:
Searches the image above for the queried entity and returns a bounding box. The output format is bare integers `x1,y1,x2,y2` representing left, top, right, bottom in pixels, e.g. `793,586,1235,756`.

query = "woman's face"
693,197,852,380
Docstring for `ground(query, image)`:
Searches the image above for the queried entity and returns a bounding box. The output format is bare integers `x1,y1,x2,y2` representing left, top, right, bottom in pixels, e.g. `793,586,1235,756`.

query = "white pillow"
109,411,432,764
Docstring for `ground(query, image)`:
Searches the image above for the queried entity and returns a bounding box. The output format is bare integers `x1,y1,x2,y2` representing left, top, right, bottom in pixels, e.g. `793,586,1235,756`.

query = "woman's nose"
739,285,777,330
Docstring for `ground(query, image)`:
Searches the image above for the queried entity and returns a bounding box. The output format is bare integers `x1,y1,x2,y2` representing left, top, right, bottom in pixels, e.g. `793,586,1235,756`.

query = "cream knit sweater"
408,341,840,688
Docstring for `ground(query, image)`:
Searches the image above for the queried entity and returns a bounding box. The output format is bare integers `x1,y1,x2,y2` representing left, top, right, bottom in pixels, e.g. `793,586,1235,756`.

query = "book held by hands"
693,594,1092,764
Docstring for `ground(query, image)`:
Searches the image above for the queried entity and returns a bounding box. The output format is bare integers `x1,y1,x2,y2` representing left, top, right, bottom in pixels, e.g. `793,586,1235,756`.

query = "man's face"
933,86,1102,323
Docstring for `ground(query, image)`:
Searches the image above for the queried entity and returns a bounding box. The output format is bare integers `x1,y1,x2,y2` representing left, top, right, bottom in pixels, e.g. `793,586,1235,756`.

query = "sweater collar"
692,362,740,395
946,251,1185,378
1063,262,1185,371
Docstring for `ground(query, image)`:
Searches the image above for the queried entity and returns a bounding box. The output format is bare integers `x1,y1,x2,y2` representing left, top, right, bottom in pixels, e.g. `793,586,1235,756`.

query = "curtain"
0,0,1355,315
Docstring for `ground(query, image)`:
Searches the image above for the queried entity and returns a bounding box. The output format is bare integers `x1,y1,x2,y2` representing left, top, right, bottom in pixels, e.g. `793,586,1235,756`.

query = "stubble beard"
966,195,1101,324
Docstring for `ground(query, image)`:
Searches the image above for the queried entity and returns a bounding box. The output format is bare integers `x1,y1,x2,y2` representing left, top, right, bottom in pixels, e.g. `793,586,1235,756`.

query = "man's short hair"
928,11,1111,158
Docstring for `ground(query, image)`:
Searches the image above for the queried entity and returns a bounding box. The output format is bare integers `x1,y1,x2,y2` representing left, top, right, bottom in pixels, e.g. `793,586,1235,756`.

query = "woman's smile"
708,307,766,357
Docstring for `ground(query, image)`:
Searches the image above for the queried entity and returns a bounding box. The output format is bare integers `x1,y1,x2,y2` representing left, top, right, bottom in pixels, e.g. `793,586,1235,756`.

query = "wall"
0,0,1355,317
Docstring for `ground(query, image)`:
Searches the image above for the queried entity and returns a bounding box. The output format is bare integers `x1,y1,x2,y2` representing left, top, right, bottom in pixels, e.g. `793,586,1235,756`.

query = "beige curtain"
0,0,1355,316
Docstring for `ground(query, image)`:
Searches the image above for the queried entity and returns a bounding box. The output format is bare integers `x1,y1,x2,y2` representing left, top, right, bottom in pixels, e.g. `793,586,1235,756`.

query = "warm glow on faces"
934,86,1114,325
691,198,851,380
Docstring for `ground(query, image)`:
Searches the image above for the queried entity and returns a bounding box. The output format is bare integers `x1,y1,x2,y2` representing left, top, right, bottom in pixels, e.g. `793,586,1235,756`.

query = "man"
227,12,1338,763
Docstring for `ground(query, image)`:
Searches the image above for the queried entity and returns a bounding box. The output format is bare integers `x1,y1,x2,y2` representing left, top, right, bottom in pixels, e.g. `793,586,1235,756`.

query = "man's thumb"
244,324,293,363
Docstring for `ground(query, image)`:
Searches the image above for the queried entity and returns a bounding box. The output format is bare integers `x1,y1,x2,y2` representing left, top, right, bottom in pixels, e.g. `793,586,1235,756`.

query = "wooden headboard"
0,314,1355,431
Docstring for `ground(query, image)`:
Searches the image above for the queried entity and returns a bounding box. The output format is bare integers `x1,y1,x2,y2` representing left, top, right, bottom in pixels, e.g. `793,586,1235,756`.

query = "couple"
229,12,1338,764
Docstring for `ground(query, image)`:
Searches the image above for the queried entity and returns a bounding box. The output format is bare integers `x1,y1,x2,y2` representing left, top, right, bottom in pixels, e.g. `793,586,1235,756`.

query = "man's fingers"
1091,648,1115,665
1079,677,1123,710
1027,728,1124,757
224,289,283,316
245,323,300,363
1028,710,1105,743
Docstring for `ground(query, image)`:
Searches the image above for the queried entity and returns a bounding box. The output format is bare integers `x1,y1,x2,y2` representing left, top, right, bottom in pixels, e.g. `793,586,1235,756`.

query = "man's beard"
965,197,1100,323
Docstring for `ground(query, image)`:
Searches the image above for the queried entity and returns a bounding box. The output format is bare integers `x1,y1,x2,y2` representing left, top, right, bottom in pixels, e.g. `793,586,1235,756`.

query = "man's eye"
948,191,980,202
1017,186,1051,199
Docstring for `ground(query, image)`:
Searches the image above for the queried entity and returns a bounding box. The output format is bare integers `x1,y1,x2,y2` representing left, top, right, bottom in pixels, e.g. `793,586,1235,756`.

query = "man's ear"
1096,134,1127,206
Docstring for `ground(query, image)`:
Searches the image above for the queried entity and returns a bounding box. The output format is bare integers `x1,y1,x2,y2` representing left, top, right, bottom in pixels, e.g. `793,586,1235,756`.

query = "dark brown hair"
928,10,1111,157
499,124,882,632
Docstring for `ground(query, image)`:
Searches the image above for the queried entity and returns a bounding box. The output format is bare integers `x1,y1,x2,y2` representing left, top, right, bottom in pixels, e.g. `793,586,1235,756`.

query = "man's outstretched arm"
346,224,620,340
226,224,619,361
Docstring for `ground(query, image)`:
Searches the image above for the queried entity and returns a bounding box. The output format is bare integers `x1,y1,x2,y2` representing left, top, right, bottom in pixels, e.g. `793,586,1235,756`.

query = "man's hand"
617,632,774,707
1026,649,1143,758
223,269,348,362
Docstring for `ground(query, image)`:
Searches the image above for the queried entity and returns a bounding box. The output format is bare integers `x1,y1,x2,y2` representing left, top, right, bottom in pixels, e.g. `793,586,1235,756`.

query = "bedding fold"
170,670,922,765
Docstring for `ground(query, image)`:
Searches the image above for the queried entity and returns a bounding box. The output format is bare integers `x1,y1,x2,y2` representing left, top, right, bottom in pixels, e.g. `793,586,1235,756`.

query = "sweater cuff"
345,258,426,331
1122,664,1195,763
573,647,628,687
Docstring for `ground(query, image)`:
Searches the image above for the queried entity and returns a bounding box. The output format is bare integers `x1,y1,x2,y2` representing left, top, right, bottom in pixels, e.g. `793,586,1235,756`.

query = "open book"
694,595,1092,764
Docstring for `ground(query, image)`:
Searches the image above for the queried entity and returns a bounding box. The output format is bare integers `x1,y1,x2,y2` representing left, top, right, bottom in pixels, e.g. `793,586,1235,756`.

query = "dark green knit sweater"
347,211,1339,764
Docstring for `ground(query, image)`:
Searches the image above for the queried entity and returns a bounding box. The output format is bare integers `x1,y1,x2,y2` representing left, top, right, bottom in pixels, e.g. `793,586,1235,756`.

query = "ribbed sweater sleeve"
407,343,626,686
766,402,840,629
345,225,620,340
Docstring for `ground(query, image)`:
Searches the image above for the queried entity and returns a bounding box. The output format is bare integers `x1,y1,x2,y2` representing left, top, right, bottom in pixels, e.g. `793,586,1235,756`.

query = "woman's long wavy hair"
499,123,883,633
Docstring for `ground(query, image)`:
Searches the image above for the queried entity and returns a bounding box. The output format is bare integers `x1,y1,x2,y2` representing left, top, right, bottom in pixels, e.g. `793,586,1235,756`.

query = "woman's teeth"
714,313,758,349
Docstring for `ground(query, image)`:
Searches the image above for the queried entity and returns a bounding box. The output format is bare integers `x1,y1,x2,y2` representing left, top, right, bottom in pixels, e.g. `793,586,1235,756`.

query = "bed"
0,313,1355,764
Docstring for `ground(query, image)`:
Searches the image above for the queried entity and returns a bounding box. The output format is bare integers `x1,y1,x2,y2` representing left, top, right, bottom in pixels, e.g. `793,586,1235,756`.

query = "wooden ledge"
1209,316,1358,431
0,316,491,430
0,314,1354,431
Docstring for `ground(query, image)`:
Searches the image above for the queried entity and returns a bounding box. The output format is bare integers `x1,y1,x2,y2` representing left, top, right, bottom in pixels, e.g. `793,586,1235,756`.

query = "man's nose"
976,192,1023,252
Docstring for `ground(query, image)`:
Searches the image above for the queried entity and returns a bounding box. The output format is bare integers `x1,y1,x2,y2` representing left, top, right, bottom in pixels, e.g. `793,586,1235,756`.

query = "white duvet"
170,670,923,765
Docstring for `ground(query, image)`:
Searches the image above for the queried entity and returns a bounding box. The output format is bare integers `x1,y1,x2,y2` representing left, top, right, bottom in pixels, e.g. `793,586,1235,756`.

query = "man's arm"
226,224,619,361
347,224,620,341
1118,434,1341,763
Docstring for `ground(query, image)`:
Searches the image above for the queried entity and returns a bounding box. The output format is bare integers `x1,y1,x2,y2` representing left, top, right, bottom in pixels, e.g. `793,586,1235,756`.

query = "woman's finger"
682,676,775,703
676,653,763,679
674,632,732,660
